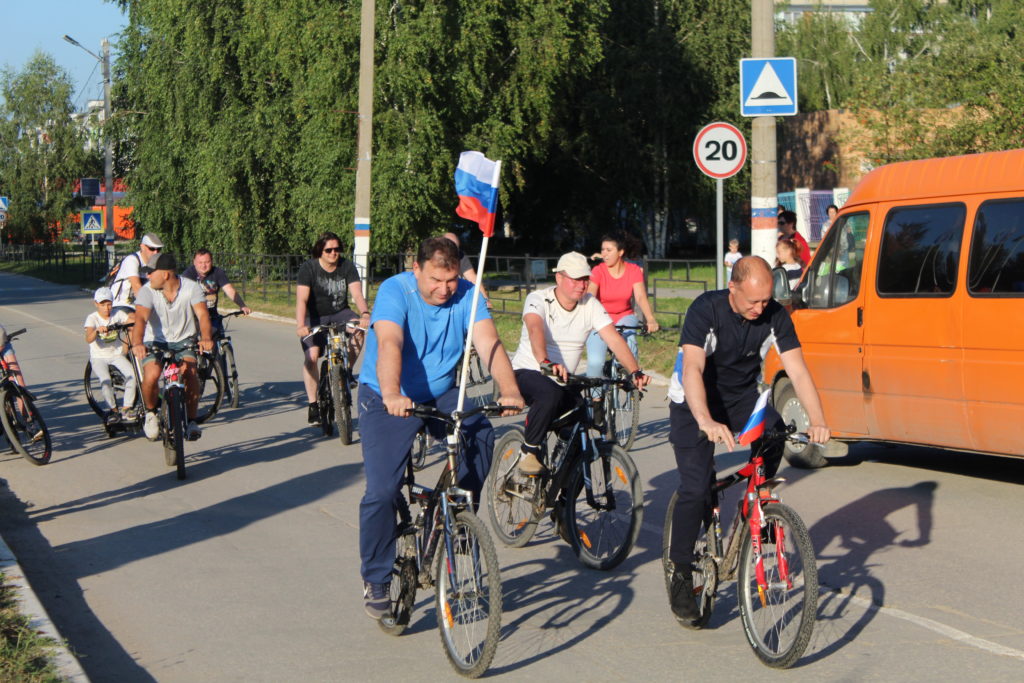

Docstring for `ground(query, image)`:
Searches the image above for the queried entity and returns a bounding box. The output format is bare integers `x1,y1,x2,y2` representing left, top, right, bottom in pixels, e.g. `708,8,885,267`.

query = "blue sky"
1,0,129,110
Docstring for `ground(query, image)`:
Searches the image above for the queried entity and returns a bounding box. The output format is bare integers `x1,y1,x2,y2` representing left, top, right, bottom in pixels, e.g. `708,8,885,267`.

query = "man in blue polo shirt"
357,237,524,620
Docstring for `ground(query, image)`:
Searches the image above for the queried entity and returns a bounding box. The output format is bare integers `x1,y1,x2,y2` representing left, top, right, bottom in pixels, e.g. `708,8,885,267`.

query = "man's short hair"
779,210,797,226
194,248,212,258
416,237,460,270
312,232,342,257
730,255,771,284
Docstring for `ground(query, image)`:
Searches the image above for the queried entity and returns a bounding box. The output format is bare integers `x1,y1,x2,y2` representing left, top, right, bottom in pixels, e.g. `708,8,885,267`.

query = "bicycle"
84,321,145,438
380,402,506,678
661,424,819,669
193,345,225,424
0,328,52,465
147,343,204,480
306,320,363,445
486,372,643,570
595,324,645,450
212,310,244,409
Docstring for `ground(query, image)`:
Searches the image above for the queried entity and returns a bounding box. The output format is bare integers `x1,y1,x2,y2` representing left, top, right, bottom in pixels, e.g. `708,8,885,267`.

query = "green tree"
0,52,99,243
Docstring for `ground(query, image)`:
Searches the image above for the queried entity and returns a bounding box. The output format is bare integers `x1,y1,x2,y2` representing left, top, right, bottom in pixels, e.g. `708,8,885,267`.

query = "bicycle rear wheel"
737,502,818,668
485,427,541,548
194,354,224,424
380,498,418,636
84,361,128,418
222,341,240,409
608,367,640,450
1,386,52,465
563,442,642,570
329,362,353,445
661,491,717,629
434,510,502,678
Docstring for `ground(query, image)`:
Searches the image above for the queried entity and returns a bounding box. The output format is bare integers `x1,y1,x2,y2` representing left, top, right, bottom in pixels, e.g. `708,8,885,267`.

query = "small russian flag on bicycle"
737,389,771,445
454,151,500,237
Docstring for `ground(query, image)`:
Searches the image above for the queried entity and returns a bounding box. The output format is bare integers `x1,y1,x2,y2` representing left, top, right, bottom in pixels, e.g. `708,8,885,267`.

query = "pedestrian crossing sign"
82,211,104,234
740,58,798,117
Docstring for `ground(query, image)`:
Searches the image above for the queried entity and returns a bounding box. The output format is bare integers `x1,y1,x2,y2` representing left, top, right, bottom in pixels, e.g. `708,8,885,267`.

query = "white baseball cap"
141,233,164,248
552,252,591,279
94,286,114,302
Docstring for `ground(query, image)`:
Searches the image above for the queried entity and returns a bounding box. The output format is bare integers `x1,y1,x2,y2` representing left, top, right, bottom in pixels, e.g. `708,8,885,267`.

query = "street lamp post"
63,34,115,265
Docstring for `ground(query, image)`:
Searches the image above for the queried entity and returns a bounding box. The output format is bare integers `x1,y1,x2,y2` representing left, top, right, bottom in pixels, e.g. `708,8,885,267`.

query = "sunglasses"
150,247,162,252
323,247,341,254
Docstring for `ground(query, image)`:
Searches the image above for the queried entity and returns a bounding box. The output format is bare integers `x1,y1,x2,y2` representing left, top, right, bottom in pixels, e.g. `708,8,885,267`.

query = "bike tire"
330,362,352,445
485,427,541,547
222,342,240,409
317,360,334,437
163,387,187,479
737,502,818,668
380,497,418,636
1,386,52,465
661,491,716,629
411,428,428,471
434,510,502,678
608,367,641,450
194,353,224,424
563,442,642,570
83,361,128,419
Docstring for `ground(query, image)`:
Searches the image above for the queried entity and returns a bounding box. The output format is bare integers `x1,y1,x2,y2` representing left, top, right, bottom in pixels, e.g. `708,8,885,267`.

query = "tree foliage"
0,53,99,243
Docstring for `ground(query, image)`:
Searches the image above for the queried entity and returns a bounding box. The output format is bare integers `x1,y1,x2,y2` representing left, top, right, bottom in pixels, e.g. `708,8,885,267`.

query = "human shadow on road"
629,416,671,453
801,480,937,664
0,482,157,683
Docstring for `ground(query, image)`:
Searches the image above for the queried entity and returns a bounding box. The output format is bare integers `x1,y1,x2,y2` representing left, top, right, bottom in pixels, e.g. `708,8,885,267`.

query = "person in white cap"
111,232,164,314
84,287,137,425
509,251,649,474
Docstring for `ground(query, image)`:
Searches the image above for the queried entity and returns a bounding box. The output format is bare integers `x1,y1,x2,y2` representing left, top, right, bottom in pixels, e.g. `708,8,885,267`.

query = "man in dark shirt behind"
665,256,830,624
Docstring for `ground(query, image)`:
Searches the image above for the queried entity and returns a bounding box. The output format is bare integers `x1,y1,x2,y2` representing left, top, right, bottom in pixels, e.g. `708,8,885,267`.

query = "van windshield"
802,213,868,309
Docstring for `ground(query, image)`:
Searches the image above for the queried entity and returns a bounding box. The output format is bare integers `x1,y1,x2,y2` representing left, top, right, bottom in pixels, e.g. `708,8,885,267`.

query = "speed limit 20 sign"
693,122,747,179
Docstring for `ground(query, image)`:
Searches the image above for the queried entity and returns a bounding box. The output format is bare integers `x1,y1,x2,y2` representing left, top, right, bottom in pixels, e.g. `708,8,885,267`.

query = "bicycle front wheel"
329,362,353,445
194,354,224,424
434,510,502,678
608,368,641,450
1,386,52,465
222,342,240,409
317,359,334,437
563,442,642,570
737,502,818,668
163,387,187,479
661,491,717,629
485,427,541,548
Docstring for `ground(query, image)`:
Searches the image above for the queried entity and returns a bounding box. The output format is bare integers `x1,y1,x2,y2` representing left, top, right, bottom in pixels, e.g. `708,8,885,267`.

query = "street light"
63,34,115,264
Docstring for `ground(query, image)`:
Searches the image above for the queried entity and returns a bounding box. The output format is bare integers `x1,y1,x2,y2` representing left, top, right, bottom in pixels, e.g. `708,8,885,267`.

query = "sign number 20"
693,122,746,179
703,139,740,161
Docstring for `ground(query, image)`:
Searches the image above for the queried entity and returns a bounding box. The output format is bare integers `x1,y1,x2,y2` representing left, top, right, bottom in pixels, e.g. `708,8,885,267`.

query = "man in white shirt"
130,253,214,441
511,252,648,474
112,232,164,314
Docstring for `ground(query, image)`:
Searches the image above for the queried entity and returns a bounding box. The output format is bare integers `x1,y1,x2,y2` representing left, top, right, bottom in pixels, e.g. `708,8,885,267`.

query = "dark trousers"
357,384,494,584
668,396,784,568
514,369,579,449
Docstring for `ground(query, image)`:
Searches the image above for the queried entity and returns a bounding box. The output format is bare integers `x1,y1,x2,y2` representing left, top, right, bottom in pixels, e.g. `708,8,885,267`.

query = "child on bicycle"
84,287,137,426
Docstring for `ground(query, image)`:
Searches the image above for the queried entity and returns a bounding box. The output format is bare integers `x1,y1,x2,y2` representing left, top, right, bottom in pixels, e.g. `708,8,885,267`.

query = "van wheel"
773,378,827,469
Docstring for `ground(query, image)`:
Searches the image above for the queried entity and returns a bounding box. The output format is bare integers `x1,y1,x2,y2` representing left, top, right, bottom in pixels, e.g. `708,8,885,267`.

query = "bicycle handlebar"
6,328,27,341
302,320,367,341
409,401,515,423
540,366,641,392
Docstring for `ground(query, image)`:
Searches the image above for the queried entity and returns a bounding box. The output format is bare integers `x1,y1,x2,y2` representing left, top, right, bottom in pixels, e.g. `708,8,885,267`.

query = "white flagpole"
456,159,501,414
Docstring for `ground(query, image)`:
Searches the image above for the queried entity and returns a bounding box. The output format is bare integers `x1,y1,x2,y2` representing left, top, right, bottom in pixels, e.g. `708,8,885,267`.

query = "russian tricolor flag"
454,151,500,237
738,389,771,445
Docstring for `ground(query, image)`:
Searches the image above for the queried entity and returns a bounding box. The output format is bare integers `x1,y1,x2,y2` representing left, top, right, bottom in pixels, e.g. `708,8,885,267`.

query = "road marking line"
826,586,1024,662
0,303,81,339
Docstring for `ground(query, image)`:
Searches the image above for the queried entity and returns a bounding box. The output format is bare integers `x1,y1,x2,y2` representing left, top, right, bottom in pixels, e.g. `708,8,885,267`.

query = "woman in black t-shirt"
295,232,371,424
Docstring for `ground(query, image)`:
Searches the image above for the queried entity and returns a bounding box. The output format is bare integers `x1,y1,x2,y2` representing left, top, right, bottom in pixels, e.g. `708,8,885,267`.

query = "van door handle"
857,306,863,327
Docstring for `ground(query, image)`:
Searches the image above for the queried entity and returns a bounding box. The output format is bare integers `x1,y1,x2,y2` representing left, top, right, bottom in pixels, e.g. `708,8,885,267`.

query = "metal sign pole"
716,178,724,289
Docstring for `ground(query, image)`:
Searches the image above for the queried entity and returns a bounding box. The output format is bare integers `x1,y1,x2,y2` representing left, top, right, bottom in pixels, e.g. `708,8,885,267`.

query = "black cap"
142,252,177,273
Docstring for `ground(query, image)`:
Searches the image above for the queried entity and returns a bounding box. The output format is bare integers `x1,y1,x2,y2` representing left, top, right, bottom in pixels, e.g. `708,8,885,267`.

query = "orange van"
764,149,1024,467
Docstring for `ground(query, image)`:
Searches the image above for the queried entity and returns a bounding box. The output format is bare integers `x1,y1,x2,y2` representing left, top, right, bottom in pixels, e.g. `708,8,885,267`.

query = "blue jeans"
357,383,494,584
585,314,639,396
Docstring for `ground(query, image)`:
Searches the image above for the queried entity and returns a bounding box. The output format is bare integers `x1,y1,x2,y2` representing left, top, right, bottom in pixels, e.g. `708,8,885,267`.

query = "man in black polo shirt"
666,256,830,624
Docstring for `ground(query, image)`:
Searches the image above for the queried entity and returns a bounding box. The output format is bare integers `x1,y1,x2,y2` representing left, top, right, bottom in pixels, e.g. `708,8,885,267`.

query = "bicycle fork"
746,490,791,607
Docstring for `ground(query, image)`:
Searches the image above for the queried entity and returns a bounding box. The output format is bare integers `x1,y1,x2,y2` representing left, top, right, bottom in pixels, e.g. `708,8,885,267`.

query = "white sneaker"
186,421,202,441
143,411,160,441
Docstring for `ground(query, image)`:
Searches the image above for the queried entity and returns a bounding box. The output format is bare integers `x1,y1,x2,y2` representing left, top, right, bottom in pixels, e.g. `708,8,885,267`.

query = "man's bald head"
730,255,772,284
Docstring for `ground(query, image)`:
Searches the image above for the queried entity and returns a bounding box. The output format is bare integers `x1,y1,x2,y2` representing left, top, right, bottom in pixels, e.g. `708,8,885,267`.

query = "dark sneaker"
104,410,122,426
669,569,700,623
307,402,319,424
363,581,391,620
592,401,606,430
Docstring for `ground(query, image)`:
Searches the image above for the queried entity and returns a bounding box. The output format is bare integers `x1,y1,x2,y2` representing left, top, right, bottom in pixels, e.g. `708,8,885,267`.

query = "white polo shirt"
511,286,613,373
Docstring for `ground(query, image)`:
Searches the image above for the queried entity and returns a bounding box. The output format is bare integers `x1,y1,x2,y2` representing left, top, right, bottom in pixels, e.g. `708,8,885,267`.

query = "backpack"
104,253,141,304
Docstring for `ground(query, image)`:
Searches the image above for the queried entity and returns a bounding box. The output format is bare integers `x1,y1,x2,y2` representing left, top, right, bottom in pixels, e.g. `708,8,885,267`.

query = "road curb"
0,531,90,682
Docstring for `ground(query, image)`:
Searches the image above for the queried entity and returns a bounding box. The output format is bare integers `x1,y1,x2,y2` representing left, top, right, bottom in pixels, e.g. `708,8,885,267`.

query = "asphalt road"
1,270,1023,681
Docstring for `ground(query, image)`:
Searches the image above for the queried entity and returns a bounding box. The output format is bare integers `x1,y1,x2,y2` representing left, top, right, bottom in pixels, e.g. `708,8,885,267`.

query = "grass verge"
0,573,62,683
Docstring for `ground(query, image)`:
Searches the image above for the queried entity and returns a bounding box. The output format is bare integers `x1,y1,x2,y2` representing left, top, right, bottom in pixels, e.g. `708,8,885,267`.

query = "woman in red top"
585,234,660,388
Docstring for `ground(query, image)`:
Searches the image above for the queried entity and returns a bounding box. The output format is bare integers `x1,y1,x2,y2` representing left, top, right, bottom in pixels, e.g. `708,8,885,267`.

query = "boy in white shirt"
85,287,137,425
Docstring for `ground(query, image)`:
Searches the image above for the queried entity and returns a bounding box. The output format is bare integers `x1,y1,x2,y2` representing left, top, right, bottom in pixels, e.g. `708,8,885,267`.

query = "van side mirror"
772,267,792,304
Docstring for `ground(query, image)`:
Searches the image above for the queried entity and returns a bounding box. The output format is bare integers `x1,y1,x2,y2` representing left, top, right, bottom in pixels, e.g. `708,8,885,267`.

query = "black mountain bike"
486,373,643,570
0,328,52,465
148,344,206,480
661,424,819,668
307,321,362,444
213,310,244,409
84,322,144,437
381,402,506,678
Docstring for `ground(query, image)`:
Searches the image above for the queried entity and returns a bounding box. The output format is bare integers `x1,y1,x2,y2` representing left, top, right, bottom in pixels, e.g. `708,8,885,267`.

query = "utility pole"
750,0,777,262
101,38,115,265
352,0,375,290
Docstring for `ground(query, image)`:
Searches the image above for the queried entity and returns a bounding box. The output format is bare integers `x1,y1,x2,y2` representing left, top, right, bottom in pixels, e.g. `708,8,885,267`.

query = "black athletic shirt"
679,290,800,406
297,257,360,319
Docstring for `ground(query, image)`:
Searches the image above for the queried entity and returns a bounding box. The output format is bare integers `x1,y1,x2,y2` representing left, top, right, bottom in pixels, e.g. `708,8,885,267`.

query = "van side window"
877,203,966,297
967,198,1024,296
802,212,868,309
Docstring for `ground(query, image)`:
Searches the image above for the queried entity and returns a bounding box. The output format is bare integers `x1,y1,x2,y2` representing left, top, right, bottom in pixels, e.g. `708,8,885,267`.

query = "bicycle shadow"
801,480,938,664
